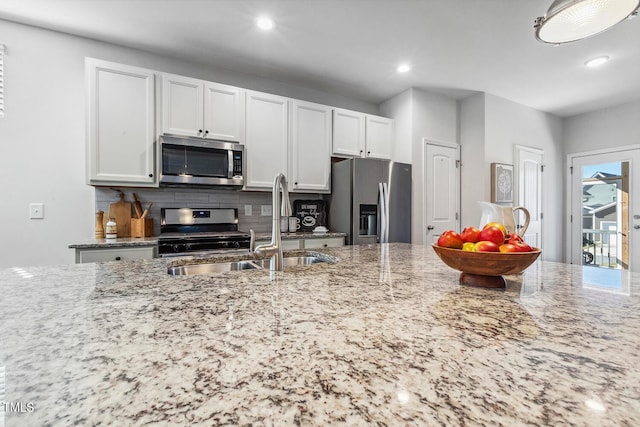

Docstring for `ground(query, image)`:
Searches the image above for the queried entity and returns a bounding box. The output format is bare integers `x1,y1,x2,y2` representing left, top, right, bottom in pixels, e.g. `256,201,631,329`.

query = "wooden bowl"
432,244,541,288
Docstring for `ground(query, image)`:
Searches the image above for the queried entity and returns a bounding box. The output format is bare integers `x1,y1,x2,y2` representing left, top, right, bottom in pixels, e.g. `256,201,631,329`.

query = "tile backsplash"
95,187,322,235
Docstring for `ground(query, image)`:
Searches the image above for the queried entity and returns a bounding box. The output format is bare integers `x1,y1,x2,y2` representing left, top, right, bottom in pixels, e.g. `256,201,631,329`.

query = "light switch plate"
261,205,272,216
244,205,252,216
30,203,44,219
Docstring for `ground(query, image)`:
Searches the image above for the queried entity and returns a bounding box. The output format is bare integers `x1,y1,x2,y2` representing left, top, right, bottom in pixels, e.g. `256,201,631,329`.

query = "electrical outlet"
261,205,272,216
244,205,252,216
29,203,44,219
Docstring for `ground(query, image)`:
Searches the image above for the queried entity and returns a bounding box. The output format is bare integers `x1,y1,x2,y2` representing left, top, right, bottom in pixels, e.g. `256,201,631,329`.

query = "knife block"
130,218,154,238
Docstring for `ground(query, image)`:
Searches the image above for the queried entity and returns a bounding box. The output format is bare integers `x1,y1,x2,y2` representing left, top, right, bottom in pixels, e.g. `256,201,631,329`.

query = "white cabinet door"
76,246,157,263
204,82,245,143
303,237,344,249
86,58,156,186
290,100,332,193
161,73,204,138
245,91,289,189
365,115,392,160
332,108,365,157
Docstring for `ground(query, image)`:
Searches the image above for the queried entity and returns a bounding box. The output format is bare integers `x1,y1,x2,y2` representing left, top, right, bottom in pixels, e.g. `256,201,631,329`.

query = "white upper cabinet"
332,108,393,160
290,100,332,193
332,108,365,157
245,90,289,189
86,58,156,186
161,73,244,143
365,115,392,160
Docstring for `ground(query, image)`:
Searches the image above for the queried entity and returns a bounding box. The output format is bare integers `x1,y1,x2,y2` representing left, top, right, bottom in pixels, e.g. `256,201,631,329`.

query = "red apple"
477,226,505,246
460,226,481,243
483,222,507,237
499,243,519,252
507,233,524,244
474,241,500,252
437,230,464,249
513,242,532,252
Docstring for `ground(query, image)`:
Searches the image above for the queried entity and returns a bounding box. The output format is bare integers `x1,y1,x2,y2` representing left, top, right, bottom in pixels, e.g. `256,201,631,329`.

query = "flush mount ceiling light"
584,55,610,67
396,64,411,73
534,0,640,44
256,16,275,31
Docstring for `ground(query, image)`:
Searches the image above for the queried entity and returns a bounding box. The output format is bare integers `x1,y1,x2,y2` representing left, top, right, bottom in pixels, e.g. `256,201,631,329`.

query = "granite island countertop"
2,243,639,425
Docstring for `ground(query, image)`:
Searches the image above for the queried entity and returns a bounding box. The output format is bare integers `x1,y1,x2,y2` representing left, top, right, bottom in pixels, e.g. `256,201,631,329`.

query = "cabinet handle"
148,173,153,178
294,182,298,185
359,150,363,154
204,130,209,136
367,151,371,156
198,129,203,134
115,256,121,261
323,244,328,247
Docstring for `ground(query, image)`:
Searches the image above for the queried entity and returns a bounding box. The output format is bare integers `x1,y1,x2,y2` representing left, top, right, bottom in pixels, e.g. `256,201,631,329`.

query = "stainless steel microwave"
159,135,244,188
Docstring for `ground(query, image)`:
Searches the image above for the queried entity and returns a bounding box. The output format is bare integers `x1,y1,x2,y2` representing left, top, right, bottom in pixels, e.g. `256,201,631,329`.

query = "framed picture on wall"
491,163,513,203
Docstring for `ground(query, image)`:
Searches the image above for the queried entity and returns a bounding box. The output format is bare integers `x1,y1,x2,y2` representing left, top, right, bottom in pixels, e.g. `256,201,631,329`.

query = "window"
0,44,4,118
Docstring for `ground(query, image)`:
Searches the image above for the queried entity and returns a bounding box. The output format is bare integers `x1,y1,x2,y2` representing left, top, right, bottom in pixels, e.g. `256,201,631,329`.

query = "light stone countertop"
2,243,639,425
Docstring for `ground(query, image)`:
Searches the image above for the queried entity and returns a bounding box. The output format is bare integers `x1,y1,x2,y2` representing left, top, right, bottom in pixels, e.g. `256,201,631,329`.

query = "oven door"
160,135,244,187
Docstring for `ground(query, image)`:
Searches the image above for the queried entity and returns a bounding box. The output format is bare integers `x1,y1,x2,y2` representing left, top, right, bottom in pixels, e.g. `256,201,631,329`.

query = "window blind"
0,44,4,118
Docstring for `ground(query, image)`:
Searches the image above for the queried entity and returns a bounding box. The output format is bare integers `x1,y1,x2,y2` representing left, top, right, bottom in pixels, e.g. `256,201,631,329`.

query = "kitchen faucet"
250,173,292,271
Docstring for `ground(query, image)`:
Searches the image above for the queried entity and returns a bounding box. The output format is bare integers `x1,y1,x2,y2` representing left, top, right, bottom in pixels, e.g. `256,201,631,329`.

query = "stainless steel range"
158,208,250,257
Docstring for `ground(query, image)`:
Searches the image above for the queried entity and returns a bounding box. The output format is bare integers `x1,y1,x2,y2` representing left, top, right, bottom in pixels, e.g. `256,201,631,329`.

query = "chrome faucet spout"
252,173,291,271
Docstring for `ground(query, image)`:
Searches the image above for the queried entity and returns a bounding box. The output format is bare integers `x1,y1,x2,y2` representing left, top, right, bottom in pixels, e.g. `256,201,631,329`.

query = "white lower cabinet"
86,58,157,186
303,237,345,249
75,246,157,263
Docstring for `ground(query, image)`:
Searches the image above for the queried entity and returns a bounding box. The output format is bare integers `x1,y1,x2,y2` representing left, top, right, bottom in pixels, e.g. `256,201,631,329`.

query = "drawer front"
303,237,344,249
77,247,157,263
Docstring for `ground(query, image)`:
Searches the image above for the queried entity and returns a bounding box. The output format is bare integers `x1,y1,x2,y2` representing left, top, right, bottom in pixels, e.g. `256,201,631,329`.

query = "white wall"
0,20,379,268
459,93,486,229
380,88,458,243
563,100,640,155
484,94,564,261
379,89,412,164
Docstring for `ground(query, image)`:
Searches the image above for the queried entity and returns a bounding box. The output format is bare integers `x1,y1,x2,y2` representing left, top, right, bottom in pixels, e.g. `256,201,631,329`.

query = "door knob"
427,226,434,230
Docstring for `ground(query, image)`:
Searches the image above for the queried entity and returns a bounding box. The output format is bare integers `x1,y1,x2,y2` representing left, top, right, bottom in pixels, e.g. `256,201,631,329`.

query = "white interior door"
569,147,640,272
515,146,543,249
424,141,460,244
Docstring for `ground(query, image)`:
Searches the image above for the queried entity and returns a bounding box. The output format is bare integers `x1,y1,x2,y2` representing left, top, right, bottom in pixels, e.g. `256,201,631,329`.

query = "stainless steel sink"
253,256,326,269
168,260,260,276
167,254,332,276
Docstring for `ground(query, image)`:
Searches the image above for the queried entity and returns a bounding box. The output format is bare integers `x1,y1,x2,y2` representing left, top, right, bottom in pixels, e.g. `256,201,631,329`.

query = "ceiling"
1,0,639,117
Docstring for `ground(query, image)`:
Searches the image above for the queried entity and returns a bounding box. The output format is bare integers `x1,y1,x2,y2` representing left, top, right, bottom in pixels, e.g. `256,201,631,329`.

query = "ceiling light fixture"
584,55,610,67
256,16,275,31
534,0,640,44
397,64,411,73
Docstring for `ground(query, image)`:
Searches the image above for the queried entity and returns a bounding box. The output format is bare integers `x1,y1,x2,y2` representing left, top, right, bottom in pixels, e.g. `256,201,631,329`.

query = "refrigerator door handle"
378,182,386,243
383,182,390,243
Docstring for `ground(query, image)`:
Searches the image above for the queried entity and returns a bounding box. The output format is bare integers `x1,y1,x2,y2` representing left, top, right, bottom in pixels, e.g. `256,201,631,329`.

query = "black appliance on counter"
158,207,250,257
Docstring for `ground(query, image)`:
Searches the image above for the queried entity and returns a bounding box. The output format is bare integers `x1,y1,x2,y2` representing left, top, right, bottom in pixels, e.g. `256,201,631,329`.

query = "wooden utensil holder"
130,218,154,238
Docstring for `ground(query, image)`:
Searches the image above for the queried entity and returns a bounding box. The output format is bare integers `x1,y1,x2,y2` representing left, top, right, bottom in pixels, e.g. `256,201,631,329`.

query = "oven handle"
228,150,234,179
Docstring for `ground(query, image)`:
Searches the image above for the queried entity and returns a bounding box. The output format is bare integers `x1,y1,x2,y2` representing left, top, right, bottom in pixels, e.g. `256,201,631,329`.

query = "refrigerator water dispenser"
359,204,378,236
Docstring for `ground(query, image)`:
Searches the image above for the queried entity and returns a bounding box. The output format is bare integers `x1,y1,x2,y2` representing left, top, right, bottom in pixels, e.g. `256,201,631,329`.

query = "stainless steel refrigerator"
327,158,412,245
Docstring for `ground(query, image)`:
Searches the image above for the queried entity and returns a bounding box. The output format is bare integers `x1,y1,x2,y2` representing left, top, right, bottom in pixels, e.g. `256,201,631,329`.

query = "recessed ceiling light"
397,64,411,73
584,56,610,68
256,16,275,31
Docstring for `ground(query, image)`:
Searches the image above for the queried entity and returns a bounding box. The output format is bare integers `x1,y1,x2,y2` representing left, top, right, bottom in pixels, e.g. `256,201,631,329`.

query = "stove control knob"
232,241,240,248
